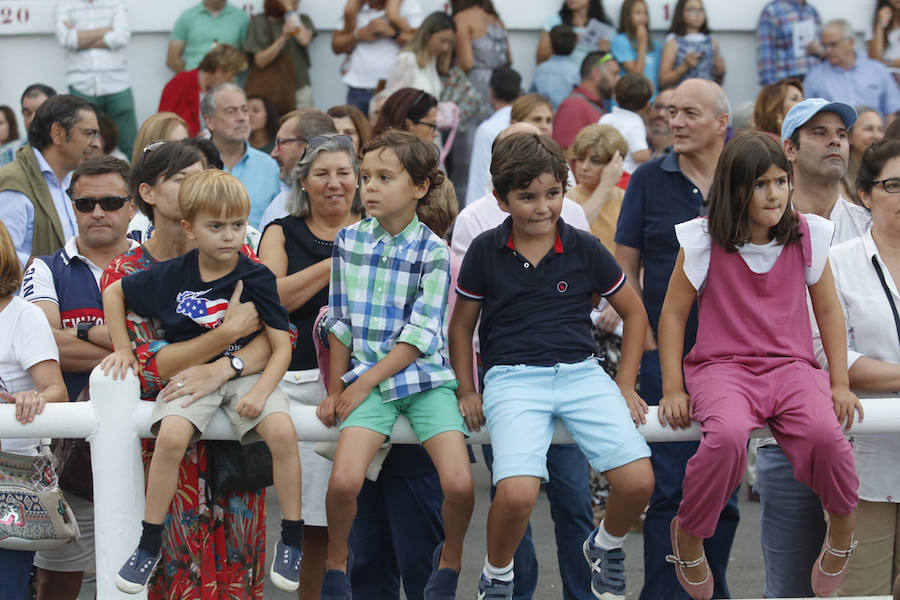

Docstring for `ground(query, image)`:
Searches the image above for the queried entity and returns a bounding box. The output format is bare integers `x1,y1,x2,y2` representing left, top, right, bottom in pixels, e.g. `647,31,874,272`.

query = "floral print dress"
100,244,266,600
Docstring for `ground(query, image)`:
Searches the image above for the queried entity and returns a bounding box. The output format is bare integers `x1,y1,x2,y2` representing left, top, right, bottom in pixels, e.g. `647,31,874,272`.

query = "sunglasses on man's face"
73,196,129,213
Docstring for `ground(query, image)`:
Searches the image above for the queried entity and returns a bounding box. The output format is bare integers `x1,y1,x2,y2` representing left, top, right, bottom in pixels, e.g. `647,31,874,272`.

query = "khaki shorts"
151,373,290,444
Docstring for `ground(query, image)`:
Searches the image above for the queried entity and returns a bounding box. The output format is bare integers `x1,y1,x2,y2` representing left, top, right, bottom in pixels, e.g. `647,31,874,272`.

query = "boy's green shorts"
340,380,468,442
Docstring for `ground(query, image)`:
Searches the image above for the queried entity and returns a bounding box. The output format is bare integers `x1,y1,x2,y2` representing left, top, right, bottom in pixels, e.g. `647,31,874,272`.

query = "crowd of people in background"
2,0,900,599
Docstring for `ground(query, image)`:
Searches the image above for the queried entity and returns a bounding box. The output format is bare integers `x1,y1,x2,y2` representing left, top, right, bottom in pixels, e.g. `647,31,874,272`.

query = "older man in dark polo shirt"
614,78,739,600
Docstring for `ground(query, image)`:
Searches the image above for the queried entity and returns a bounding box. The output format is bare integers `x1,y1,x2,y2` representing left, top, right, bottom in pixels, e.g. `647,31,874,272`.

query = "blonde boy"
101,170,303,593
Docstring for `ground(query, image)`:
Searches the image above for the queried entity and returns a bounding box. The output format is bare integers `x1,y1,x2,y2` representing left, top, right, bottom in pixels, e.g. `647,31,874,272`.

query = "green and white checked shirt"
325,216,455,402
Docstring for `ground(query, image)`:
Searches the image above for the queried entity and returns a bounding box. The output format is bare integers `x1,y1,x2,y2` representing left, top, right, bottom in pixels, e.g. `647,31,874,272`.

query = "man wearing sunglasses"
0,95,100,270
19,155,137,600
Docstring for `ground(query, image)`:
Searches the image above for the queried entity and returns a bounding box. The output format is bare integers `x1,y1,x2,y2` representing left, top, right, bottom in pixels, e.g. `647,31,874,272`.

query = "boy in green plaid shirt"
316,131,474,600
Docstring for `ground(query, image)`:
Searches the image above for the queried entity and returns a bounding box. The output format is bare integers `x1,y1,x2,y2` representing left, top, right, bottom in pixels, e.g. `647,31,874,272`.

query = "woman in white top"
386,11,456,98
830,138,900,597
867,0,900,78
0,221,66,599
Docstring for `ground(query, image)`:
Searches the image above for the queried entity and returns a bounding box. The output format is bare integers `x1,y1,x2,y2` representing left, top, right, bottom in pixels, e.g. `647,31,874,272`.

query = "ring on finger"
177,381,184,389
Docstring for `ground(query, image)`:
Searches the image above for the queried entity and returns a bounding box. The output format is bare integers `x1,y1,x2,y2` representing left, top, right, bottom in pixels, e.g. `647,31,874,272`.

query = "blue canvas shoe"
424,541,460,599
116,547,161,594
270,539,302,591
476,573,514,599
583,526,626,599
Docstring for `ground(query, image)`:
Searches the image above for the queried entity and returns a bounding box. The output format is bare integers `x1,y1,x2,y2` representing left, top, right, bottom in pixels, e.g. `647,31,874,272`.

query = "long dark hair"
247,94,280,142
667,0,710,36
874,0,900,48
707,132,799,252
131,141,205,223
452,0,500,18
618,0,655,51
0,105,19,144
560,0,610,25
373,88,438,136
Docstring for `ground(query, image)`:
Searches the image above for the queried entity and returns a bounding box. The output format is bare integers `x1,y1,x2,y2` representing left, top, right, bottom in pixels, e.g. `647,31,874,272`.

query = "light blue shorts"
482,357,651,485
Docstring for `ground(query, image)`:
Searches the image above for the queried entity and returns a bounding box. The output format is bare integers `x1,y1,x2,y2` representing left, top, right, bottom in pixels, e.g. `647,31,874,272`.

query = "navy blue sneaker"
583,527,626,599
476,573,514,599
270,539,302,591
321,550,353,600
424,541,459,599
116,547,161,594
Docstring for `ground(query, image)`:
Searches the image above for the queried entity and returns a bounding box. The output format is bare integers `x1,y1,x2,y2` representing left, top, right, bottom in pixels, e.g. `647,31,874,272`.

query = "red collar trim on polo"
505,229,565,253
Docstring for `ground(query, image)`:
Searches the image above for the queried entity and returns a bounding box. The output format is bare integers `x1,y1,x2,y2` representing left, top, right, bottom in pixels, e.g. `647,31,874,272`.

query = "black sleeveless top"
268,216,334,371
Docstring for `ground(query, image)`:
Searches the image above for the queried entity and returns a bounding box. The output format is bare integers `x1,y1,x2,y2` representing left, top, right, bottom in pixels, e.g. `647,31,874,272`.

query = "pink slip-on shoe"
811,522,857,597
665,518,713,600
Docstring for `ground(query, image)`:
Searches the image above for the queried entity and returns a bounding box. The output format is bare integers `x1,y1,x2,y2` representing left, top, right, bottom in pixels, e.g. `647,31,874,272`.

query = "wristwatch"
76,321,95,341
226,354,244,379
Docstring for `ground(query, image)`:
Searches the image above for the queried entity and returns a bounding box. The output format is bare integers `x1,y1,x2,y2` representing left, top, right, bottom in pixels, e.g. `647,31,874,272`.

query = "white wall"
0,0,878,138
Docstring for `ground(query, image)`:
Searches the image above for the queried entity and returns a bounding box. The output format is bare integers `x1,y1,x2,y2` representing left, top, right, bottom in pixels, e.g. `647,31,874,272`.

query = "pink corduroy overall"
676,215,858,539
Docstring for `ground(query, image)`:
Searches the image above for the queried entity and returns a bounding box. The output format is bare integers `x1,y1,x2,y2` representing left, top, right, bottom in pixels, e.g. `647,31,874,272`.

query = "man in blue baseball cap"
754,96,872,599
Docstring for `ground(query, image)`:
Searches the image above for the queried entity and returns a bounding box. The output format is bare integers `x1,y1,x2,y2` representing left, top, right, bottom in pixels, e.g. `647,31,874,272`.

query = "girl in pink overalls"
656,131,862,600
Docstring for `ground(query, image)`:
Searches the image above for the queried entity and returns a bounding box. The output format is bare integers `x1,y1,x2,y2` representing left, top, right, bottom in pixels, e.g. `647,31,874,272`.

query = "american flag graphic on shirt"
175,290,229,329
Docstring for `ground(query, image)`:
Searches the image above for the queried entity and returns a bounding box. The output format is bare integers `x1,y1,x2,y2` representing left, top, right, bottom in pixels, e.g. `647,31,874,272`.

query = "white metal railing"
0,367,896,599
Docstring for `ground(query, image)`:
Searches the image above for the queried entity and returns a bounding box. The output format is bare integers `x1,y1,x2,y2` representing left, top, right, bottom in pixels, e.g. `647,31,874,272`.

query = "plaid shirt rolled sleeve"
324,216,456,402
756,0,822,85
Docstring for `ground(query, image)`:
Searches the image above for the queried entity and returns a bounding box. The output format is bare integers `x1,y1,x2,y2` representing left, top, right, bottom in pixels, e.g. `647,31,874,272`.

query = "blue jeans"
755,445,825,598
346,87,375,116
638,350,740,600
348,470,444,600
483,444,595,600
0,548,34,600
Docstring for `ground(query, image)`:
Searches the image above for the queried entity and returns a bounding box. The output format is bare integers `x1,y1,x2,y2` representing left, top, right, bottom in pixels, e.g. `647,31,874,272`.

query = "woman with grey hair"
257,133,361,598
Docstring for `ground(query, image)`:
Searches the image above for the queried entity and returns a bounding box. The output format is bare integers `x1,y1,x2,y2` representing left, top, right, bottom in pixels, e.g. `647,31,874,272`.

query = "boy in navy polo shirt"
100,170,304,594
449,132,654,599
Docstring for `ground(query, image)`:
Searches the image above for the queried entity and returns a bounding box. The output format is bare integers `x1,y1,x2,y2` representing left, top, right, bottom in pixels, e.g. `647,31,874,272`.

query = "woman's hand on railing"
1,390,46,424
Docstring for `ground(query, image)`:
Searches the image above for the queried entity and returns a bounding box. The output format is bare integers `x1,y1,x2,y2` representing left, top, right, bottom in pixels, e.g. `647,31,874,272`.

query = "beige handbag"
0,447,80,550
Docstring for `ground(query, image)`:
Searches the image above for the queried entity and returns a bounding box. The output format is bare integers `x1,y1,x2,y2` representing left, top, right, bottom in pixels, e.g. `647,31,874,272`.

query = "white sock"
592,519,627,550
482,557,514,582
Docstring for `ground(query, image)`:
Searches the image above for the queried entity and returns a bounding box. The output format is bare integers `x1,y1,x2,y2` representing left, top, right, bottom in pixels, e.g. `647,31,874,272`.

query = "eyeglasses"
307,134,354,149
872,178,900,193
73,196,129,213
685,6,705,13
412,120,438,132
275,136,306,149
76,127,101,142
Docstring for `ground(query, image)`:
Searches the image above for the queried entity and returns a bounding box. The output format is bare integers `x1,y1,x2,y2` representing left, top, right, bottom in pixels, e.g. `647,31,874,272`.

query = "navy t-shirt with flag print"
121,249,289,355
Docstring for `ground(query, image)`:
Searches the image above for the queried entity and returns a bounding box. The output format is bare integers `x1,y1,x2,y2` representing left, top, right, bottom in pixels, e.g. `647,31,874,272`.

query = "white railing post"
87,368,146,600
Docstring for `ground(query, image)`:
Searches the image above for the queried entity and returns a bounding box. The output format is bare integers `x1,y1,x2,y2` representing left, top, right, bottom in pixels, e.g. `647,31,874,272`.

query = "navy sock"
137,521,164,556
281,519,304,550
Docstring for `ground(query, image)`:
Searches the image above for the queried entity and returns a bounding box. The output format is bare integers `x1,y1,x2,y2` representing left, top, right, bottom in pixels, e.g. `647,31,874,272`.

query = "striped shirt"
325,216,455,402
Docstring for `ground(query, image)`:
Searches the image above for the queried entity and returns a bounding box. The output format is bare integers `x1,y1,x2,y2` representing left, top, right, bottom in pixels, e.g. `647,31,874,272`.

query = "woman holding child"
258,133,362,598
100,141,271,599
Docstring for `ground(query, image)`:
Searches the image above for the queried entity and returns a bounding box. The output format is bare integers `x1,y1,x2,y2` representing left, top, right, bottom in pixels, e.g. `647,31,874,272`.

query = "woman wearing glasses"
374,87,441,143
100,141,271,600
257,133,362,598
828,138,900,597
